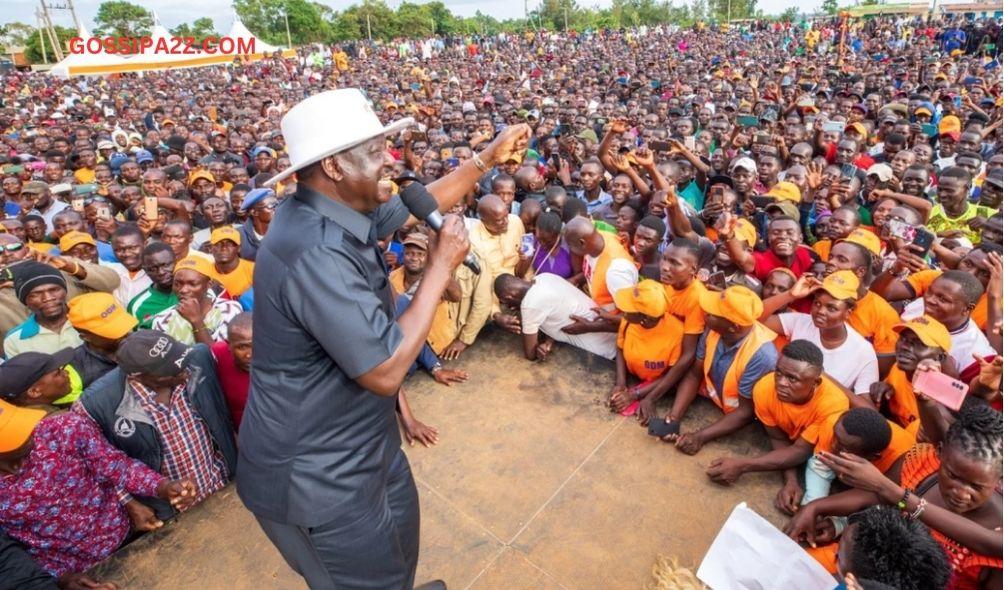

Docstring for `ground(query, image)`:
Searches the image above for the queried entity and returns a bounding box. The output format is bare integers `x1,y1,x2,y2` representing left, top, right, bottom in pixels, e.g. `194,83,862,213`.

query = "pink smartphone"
912,370,968,411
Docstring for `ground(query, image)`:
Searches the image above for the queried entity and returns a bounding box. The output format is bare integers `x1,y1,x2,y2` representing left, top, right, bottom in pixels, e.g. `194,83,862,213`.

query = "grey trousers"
254,450,420,590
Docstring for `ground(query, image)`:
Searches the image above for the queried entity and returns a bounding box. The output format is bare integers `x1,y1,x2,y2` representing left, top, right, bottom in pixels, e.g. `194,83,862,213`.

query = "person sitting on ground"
760,271,879,399
5,262,81,358
661,285,779,454
0,399,196,579
494,272,617,362
706,340,850,515
609,281,684,418
127,242,179,330
76,330,237,522
209,227,254,297
211,312,253,431
150,256,242,346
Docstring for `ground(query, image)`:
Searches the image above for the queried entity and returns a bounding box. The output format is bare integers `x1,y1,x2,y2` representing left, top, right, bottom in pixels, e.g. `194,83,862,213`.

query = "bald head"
228,311,253,336
478,194,506,217
565,216,603,257
478,194,510,236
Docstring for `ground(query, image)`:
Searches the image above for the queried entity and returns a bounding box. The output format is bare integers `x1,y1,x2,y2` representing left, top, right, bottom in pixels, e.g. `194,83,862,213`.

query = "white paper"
697,503,836,590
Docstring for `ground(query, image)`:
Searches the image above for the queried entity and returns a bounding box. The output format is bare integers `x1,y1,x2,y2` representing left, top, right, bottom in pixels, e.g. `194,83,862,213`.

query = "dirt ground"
90,330,787,589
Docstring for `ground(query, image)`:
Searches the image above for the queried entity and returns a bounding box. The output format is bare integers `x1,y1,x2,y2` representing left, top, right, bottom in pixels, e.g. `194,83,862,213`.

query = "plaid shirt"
150,292,243,345
128,377,227,507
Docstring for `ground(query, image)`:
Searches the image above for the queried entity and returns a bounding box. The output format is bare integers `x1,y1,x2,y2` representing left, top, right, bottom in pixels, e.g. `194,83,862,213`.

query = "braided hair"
945,398,1003,473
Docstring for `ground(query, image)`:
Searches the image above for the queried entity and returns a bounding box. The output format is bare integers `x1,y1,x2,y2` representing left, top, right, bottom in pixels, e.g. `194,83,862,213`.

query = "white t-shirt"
778,313,879,395
902,298,994,374
521,273,617,360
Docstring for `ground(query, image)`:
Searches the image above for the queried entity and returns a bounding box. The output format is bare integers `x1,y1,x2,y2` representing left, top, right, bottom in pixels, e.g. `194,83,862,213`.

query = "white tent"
226,18,296,59
48,23,130,78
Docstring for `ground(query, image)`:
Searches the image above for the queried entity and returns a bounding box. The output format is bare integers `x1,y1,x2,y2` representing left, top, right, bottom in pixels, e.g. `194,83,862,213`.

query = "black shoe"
414,581,446,590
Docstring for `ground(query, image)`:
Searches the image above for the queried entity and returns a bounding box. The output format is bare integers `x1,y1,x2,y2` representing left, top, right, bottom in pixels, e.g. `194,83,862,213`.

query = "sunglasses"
0,242,24,253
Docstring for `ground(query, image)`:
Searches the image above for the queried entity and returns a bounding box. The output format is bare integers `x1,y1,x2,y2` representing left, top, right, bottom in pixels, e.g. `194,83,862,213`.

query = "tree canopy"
93,0,154,37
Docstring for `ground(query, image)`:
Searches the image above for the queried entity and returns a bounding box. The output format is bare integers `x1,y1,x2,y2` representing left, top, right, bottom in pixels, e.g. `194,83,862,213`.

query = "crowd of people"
0,12,1002,590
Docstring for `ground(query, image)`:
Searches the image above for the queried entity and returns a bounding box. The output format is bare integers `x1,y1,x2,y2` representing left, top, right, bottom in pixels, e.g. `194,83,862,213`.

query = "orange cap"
59,230,96,253
188,169,216,186
210,226,242,246
893,315,952,352
0,399,46,453
765,181,801,203
838,228,881,257
698,285,763,327
174,255,217,279
734,218,758,248
820,270,860,301
68,292,137,340
614,281,668,318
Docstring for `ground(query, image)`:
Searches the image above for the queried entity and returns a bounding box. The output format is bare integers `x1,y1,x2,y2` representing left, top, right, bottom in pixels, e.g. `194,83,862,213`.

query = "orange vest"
586,232,634,307
702,322,778,414
885,364,921,437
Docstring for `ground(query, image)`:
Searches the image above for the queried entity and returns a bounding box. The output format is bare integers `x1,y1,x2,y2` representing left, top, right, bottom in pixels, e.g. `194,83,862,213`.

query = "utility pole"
36,10,49,63
564,4,568,31
39,0,62,61
366,13,372,41
281,8,291,47
65,0,80,31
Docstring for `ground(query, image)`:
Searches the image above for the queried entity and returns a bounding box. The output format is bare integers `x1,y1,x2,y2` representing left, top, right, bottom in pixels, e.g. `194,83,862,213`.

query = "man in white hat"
236,88,528,590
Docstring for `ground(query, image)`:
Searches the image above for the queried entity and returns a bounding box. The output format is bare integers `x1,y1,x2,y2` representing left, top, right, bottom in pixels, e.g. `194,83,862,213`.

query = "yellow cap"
698,285,763,327
58,230,96,253
938,115,961,135
210,226,242,246
188,169,215,186
67,292,137,340
734,218,758,248
838,228,881,257
820,270,860,301
174,255,217,279
765,181,801,204
914,107,932,117
0,399,46,453
844,122,868,138
614,281,668,318
893,315,952,352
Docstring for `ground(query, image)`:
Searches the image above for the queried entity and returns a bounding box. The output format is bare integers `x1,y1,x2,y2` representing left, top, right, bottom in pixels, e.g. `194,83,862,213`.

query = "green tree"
1,22,37,49
779,6,799,21
235,0,330,45
707,0,756,22
93,0,153,37
171,17,217,43
821,0,839,14
396,2,435,37
24,24,75,63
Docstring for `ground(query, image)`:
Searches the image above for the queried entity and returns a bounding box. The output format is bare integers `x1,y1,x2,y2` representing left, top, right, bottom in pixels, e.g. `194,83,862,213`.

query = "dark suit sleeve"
0,530,58,590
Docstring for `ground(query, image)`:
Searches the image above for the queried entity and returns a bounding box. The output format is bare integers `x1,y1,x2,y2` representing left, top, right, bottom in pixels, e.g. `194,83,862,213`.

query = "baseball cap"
844,122,868,137
174,255,217,279
614,281,668,318
765,181,801,203
251,146,277,159
240,188,275,211
135,149,154,164
698,285,763,327
984,167,1003,190
707,175,735,189
765,200,801,222
58,230,96,253
189,169,215,186
838,228,881,257
914,106,933,117
402,232,429,250
0,399,46,453
820,270,859,301
866,163,894,183
21,181,48,195
0,348,74,402
108,153,130,171
893,315,952,351
210,226,241,246
733,218,758,248
730,157,757,174
67,292,137,339
96,140,115,150
939,115,961,135
116,330,192,377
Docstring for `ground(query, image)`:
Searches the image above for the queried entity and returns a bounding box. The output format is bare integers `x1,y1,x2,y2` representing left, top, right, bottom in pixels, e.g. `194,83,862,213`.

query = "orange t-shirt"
617,313,684,382
848,290,901,355
907,268,992,330
663,279,707,335
752,373,850,445
214,259,255,297
812,239,832,262
884,364,922,437
815,413,916,473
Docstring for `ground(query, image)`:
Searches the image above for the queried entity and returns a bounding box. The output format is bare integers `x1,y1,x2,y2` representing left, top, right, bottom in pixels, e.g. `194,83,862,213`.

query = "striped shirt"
150,293,242,345
128,378,227,507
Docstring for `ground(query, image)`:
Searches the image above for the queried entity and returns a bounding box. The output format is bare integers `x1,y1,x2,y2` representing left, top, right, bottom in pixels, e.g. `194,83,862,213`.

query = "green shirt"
127,287,179,330
928,202,981,243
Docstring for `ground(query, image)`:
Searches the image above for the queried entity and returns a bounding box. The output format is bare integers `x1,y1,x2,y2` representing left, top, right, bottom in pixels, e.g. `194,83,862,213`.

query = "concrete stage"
90,330,784,589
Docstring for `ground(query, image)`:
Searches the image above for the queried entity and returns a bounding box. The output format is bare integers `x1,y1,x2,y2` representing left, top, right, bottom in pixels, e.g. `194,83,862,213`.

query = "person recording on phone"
236,88,529,590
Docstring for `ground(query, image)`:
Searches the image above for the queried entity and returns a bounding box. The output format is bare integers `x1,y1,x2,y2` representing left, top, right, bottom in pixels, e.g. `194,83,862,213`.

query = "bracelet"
896,488,913,511
909,497,928,520
430,364,443,374
472,152,488,172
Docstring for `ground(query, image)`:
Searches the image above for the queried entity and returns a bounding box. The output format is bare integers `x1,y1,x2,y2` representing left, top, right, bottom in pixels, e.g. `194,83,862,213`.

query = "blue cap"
135,149,154,164
108,152,130,171
241,188,275,211
251,146,276,159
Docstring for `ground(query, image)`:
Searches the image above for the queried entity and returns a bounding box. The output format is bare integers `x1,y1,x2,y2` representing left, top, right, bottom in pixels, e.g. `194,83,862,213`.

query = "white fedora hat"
264,88,413,187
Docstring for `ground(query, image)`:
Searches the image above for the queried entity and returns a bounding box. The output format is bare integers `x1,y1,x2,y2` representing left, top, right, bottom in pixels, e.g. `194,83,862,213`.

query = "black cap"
707,174,735,189
0,348,74,401
116,330,192,376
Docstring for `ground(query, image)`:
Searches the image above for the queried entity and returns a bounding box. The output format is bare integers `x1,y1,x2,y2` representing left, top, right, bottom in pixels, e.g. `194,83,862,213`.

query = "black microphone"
398,182,481,275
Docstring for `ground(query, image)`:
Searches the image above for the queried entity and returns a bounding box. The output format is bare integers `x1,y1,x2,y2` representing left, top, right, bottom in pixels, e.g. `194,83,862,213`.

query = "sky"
4,0,805,32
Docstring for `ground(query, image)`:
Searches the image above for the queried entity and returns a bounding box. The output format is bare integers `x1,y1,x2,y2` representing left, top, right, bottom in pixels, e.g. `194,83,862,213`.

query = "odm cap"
67,292,137,340
820,270,860,301
893,315,952,352
614,281,668,318
698,285,763,327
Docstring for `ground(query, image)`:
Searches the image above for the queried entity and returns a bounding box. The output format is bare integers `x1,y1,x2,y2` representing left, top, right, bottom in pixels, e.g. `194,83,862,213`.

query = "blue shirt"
696,329,778,399
576,189,613,216
3,201,20,217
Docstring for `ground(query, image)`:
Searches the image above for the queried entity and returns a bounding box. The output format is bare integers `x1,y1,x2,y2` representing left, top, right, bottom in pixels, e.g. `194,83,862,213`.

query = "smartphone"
799,82,815,92
750,195,773,210
911,227,936,257
705,270,727,291
520,233,535,257
823,121,845,134
912,370,968,411
797,97,815,108
649,140,672,152
921,123,938,137
411,130,427,142
143,195,159,222
71,197,85,212
738,115,759,128
648,417,676,438
840,163,858,179
754,133,772,145
884,218,917,242
96,206,113,221
684,136,696,151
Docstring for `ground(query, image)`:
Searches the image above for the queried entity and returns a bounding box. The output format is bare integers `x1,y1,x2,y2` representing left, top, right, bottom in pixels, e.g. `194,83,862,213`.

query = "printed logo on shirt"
114,416,136,438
